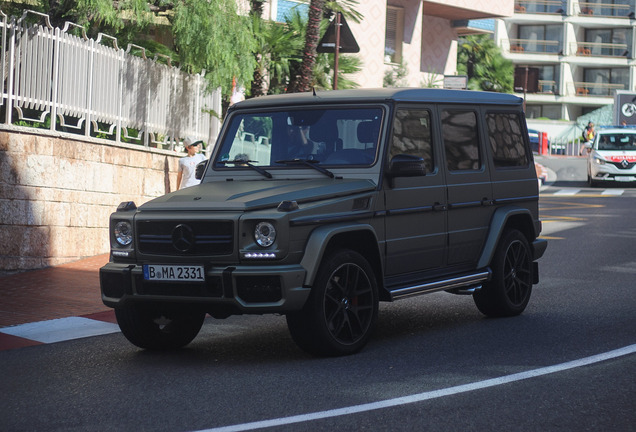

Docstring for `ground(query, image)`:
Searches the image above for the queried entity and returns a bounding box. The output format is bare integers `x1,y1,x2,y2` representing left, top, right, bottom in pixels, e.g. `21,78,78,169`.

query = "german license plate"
615,176,633,182
143,265,205,282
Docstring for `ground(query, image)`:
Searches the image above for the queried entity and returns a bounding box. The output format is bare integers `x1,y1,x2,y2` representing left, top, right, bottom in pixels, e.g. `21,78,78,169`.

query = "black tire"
474,229,533,317
115,303,205,350
286,249,379,356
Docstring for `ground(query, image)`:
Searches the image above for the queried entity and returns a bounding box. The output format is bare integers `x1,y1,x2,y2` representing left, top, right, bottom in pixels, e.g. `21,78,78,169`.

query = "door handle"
481,197,494,206
432,202,447,211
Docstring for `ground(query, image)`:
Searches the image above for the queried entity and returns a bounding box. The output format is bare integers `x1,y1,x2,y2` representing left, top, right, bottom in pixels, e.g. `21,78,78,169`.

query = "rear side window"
391,109,434,172
486,113,528,168
441,110,480,171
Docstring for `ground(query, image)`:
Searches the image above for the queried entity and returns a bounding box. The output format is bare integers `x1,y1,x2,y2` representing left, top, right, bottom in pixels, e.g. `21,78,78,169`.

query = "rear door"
439,107,494,268
484,109,538,219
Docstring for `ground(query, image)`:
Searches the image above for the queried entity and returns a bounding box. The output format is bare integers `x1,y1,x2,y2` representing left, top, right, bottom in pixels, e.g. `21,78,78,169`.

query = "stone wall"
0,128,181,272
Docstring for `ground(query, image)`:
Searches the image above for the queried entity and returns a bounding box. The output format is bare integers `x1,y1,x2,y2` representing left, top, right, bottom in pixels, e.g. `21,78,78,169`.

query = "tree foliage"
5,0,256,98
171,0,256,94
457,34,513,93
4,0,362,98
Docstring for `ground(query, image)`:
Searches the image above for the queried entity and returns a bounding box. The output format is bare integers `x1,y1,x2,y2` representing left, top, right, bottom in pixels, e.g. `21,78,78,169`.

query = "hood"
140,178,377,212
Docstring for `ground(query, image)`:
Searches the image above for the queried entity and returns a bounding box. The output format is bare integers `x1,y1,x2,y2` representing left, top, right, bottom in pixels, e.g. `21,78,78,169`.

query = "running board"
388,270,491,301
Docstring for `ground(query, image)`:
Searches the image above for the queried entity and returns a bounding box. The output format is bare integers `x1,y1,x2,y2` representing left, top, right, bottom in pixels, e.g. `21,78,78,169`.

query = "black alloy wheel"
474,229,533,317
286,249,378,356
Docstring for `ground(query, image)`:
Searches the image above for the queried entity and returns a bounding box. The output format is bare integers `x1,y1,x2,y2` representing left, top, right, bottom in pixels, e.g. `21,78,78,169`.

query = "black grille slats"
137,220,234,256
609,161,636,170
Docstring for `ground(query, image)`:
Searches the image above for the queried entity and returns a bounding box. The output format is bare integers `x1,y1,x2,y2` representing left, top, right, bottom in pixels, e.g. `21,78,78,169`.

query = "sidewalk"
0,254,112,328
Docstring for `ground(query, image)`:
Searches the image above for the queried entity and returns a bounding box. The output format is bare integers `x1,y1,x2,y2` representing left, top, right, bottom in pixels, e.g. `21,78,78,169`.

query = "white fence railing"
0,10,222,152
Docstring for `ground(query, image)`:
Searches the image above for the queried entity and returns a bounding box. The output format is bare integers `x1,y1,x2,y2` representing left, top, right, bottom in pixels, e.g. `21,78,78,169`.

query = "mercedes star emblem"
172,224,195,252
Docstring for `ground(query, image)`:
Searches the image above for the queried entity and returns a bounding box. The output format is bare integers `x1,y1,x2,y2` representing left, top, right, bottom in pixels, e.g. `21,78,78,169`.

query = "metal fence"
0,10,222,153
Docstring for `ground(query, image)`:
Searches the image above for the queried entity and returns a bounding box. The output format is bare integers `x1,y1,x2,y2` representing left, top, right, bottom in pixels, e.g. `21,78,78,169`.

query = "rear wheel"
474,229,533,317
286,249,378,356
115,303,205,350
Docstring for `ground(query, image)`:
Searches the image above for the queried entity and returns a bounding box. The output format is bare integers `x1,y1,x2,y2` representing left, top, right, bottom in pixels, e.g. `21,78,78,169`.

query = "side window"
441,110,480,171
391,109,434,172
486,112,528,168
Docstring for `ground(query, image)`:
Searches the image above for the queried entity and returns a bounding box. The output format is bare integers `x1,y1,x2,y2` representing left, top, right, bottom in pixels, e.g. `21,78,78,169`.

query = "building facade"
496,0,635,122
253,0,513,88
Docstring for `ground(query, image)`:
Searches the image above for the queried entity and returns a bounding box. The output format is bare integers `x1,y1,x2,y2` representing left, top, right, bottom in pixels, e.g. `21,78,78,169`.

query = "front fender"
300,223,378,286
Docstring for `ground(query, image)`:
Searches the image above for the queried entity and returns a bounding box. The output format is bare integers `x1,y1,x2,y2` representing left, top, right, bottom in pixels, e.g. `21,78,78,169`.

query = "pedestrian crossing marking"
601,189,624,196
542,188,629,197
554,189,581,196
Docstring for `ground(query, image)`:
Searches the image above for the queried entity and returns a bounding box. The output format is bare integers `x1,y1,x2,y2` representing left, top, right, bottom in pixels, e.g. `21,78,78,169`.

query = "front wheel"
474,229,533,317
115,303,206,350
286,249,379,356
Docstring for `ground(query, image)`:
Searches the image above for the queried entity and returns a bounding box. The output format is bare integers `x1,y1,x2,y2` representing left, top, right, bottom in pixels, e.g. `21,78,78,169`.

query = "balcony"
571,81,625,97
508,38,561,55
573,42,630,58
514,1,564,15
577,2,633,18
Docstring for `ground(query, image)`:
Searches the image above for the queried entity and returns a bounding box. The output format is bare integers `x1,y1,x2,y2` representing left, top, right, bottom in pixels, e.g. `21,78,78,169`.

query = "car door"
383,106,447,278
439,107,494,268
484,109,538,218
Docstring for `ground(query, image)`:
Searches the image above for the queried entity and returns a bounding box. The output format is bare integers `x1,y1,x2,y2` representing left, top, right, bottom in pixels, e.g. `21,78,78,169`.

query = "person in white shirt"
177,137,206,189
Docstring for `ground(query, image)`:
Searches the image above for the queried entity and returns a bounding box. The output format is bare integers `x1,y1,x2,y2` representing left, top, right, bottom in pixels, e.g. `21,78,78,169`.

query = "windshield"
597,133,636,151
213,107,383,169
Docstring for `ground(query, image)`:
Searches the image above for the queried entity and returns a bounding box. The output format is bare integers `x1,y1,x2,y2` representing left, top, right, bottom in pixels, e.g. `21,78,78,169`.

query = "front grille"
609,161,636,170
137,220,234,256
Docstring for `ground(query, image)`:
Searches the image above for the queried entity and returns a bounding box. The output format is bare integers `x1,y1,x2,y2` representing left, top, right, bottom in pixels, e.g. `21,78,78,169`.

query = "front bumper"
100,262,310,314
590,164,636,182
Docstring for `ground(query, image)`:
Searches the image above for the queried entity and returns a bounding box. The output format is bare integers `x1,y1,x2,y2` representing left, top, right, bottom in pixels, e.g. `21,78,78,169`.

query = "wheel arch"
300,223,383,293
477,206,538,269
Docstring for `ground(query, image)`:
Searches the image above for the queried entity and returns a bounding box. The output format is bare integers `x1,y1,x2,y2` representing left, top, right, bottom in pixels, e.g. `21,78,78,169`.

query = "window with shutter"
385,6,404,64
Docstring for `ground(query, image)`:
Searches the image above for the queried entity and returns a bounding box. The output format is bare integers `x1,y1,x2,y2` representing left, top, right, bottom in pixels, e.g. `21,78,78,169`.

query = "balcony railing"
508,38,561,54
573,41,630,58
538,79,558,94
514,1,564,15
571,81,625,96
578,2,633,18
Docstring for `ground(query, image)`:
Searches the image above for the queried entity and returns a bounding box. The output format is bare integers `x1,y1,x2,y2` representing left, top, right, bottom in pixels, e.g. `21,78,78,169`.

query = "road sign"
317,13,360,54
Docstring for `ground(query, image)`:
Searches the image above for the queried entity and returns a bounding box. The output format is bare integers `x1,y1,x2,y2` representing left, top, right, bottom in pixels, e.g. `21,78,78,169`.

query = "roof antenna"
312,87,317,97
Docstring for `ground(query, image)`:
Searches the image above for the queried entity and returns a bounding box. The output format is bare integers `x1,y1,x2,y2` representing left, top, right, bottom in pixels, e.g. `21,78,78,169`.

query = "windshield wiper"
217,159,272,179
275,159,334,178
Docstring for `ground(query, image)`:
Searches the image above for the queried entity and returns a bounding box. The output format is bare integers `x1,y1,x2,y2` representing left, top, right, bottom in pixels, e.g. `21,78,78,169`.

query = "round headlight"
254,222,276,248
114,221,133,246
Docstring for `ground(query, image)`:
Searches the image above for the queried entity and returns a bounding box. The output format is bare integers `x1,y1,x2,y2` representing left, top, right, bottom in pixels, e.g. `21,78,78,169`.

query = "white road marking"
554,189,581,196
196,344,636,432
0,317,120,343
601,189,624,195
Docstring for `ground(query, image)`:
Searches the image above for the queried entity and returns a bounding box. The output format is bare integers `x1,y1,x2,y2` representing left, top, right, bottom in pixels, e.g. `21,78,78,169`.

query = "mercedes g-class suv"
100,88,547,356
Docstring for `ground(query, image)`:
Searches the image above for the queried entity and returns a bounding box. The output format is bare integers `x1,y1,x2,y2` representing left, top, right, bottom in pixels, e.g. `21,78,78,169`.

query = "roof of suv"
230,88,524,111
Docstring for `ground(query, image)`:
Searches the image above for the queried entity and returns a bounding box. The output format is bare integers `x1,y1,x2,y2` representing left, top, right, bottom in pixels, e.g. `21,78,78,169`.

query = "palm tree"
457,34,512,93
314,51,362,90
287,0,325,93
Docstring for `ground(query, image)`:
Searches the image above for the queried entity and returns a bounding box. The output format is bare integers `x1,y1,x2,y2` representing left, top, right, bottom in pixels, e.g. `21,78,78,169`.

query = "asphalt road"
1,170,635,431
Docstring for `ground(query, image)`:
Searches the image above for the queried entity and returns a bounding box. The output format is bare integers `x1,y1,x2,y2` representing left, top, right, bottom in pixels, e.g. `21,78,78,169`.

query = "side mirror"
195,160,208,180
386,154,427,178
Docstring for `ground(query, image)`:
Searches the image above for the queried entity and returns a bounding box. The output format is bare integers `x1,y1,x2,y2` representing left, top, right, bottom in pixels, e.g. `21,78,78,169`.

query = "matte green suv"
100,88,547,356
